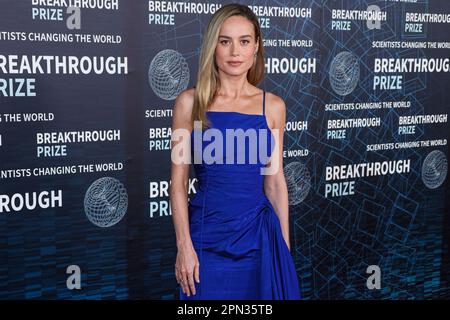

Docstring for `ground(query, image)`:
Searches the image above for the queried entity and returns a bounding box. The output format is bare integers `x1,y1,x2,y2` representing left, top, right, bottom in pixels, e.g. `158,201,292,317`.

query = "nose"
231,41,239,56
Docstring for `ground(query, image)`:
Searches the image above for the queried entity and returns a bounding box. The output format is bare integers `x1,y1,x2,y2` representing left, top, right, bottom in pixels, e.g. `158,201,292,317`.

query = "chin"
221,67,250,77
227,71,246,76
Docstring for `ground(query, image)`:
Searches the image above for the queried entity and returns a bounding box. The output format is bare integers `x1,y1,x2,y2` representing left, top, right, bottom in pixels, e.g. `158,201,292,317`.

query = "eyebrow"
218,35,253,39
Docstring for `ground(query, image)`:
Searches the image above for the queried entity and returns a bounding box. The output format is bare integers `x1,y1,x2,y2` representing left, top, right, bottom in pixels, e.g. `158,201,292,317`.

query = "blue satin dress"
180,91,301,300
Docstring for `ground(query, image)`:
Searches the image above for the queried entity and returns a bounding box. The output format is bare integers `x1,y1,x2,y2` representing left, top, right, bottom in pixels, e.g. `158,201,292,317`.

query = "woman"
170,3,300,300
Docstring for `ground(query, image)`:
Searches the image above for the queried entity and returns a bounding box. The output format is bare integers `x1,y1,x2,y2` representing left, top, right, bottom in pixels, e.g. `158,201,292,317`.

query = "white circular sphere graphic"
329,51,360,96
148,49,190,100
284,161,311,206
84,177,128,228
422,150,447,189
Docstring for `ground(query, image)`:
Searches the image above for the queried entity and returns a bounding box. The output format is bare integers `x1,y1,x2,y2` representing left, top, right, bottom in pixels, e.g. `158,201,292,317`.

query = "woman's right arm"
169,88,200,297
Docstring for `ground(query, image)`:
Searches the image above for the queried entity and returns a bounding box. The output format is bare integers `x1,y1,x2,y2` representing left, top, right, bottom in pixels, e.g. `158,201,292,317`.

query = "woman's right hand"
175,244,200,297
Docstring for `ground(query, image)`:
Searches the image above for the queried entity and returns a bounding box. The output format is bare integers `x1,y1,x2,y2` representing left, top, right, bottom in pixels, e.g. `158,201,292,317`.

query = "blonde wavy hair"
192,4,265,129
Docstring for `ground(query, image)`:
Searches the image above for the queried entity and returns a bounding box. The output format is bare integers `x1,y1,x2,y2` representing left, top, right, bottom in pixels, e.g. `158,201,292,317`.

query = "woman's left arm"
263,94,291,251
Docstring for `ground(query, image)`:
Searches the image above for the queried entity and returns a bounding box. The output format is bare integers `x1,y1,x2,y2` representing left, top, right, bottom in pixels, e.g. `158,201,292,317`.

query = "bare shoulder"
174,87,195,111
265,91,286,128
173,87,195,121
265,91,286,111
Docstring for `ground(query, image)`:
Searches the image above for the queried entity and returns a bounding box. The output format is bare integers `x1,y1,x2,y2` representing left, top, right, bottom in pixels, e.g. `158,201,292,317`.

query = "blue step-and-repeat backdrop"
0,0,449,299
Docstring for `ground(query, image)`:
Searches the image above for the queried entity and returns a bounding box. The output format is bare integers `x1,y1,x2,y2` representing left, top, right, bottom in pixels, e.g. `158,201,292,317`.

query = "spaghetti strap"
262,90,266,115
